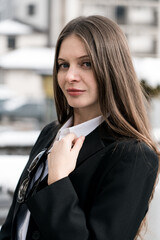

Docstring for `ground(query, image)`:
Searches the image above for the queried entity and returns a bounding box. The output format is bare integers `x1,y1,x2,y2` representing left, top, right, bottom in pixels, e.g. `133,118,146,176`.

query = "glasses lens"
17,177,30,203
28,150,46,173
17,149,47,203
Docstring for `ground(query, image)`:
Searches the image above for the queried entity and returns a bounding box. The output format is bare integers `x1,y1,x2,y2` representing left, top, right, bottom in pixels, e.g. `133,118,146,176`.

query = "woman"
0,15,159,240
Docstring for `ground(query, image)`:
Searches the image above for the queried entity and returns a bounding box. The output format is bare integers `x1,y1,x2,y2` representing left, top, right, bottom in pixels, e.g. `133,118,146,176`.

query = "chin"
69,104,85,108
67,100,85,108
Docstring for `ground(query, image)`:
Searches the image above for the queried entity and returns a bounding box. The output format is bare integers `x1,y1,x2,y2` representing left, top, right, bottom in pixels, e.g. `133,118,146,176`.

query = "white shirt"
18,115,104,240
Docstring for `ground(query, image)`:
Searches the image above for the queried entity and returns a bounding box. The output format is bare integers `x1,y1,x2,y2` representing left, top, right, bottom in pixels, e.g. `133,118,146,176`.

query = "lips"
67,88,85,92
66,88,86,96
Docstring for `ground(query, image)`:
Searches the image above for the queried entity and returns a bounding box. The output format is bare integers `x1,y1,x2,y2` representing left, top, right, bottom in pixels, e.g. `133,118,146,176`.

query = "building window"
128,35,156,55
28,4,35,16
8,36,16,49
116,6,127,24
128,7,156,25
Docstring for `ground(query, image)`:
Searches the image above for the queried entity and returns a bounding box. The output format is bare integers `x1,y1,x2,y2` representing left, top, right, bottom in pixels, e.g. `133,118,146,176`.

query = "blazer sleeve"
0,183,20,240
26,140,159,240
0,122,57,240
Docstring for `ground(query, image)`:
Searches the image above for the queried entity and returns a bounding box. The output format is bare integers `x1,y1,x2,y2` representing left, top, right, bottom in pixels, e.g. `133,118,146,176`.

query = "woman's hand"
47,133,85,185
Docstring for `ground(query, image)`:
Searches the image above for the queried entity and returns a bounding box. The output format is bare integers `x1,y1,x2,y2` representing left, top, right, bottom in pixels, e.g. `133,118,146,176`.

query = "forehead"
58,34,88,58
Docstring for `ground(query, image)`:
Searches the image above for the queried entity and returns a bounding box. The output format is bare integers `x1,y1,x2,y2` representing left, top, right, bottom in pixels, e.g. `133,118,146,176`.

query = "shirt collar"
55,116,104,141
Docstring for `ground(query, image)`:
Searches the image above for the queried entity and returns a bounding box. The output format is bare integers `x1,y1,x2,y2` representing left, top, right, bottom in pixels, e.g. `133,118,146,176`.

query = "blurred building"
0,0,80,47
0,0,160,127
0,0,80,105
80,0,160,58
1,0,160,56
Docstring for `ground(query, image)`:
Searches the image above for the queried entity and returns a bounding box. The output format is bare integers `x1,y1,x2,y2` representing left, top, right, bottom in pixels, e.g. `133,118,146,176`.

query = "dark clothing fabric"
0,121,158,240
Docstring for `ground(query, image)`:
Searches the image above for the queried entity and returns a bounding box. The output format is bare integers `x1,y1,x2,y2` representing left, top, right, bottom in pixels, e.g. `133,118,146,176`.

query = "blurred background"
0,0,160,238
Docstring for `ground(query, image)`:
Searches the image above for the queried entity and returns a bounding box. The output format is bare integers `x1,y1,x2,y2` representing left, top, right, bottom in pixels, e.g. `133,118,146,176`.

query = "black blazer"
0,121,158,240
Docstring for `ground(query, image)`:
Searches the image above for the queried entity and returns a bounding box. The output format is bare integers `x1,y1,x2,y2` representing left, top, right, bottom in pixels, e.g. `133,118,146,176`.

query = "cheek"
90,80,98,95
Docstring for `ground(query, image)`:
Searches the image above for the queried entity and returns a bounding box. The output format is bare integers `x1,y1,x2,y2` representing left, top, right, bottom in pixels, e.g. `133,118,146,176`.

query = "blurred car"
0,85,16,110
0,98,46,122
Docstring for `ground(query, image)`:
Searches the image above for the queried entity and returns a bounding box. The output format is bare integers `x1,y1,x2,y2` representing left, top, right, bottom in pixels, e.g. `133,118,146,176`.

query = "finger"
61,132,77,148
72,136,85,153
48,140,58,154
60,132,77,143
63,132,77,141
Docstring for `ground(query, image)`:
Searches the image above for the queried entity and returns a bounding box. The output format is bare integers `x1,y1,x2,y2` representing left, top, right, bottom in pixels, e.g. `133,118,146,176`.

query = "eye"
82,61,91,68
58,62,69,70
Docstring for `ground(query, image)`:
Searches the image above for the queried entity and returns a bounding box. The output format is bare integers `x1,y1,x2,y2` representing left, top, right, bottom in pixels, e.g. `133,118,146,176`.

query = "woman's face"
57,34,101,117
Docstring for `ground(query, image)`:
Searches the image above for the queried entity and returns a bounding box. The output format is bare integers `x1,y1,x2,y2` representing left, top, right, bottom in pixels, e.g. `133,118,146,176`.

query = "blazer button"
32,230,40,240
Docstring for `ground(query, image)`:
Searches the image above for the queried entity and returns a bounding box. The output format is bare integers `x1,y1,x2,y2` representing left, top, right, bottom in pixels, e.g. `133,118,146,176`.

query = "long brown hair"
53,15,159,237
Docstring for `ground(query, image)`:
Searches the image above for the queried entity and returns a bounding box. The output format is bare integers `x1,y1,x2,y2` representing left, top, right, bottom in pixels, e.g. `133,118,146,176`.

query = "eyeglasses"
17,148,48,203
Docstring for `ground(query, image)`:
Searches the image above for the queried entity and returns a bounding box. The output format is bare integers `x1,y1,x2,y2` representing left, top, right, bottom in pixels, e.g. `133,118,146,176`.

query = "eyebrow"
58,55,90,62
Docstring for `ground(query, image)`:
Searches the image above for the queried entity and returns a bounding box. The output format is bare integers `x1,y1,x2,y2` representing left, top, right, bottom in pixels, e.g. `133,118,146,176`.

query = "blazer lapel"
76,121,116,167
76,123,106,167
12,120,114,237
28,123,60,162
12,122,60,234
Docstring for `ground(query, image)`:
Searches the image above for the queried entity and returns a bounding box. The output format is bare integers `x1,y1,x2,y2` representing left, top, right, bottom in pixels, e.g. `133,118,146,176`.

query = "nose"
65,66,81,83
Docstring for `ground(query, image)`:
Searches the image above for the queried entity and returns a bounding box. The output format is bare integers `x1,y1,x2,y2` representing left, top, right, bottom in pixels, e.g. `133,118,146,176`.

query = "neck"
73,108,102,126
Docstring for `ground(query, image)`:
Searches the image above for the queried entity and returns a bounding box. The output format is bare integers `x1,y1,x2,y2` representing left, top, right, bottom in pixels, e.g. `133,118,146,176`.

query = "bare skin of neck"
73,107,102,126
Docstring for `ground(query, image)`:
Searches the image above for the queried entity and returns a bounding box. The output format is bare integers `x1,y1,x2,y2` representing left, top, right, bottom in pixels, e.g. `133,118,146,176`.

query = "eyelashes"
57,61,92,71
57,63,69,69
83,62,91,68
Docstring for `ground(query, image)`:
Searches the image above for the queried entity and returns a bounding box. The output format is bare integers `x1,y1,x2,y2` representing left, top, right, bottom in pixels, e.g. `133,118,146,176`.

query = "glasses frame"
17,148,48,203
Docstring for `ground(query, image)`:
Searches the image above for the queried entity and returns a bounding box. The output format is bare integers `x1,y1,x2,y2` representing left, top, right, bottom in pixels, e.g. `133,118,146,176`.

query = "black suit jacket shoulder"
0,121,159,240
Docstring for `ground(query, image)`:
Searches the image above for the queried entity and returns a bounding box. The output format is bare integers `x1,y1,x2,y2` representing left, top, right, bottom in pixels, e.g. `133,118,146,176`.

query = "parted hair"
53,15,157,146
53,16,159,238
